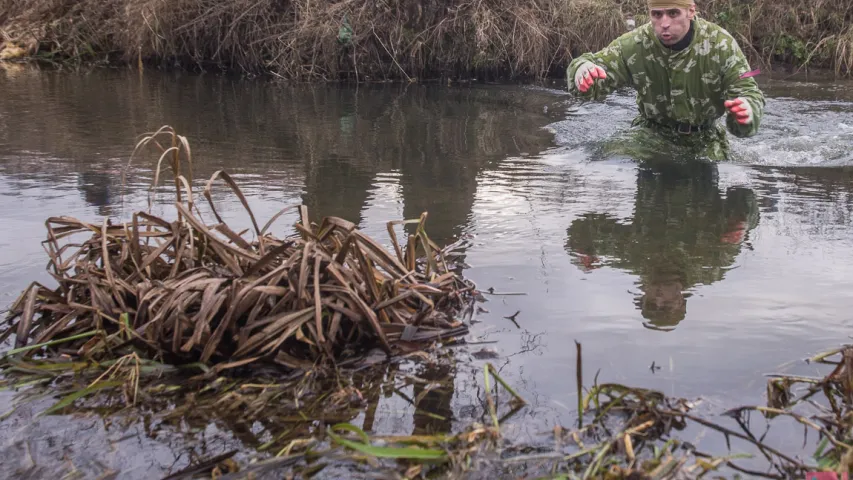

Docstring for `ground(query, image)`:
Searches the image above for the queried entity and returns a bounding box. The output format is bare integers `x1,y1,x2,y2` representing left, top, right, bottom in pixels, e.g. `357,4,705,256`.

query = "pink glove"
574,61,607,93
724,98,753,125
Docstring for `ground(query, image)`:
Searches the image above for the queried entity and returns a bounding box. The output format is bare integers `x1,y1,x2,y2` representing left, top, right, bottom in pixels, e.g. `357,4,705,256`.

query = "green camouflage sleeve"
566,36,632,101
720,37,765,137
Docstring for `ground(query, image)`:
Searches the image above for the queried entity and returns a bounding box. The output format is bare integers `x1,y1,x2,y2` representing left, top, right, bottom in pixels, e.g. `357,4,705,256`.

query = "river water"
1,63,853,478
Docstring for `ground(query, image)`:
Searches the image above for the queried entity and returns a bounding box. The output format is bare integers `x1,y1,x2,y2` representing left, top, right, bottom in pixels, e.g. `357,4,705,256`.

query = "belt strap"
651,118,714,134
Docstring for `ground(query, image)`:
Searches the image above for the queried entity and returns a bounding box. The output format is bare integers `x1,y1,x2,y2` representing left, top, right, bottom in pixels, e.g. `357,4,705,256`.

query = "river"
1,63,853,478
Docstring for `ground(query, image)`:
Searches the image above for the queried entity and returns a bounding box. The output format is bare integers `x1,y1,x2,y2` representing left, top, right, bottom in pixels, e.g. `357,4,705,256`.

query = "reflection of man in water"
565,160,758,330
77,170,114,217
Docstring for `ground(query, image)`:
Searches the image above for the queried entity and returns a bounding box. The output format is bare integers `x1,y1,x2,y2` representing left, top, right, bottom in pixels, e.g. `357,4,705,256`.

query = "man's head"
647,0,696,46
636,274,687,331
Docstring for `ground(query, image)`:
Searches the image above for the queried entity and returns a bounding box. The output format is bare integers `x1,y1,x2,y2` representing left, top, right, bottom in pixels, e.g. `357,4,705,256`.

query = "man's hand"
724,98,753,125
721,220,747,244
574,61,607,93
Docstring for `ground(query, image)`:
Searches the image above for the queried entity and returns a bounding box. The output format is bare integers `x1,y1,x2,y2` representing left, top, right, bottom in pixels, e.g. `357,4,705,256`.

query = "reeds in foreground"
0,126,476,370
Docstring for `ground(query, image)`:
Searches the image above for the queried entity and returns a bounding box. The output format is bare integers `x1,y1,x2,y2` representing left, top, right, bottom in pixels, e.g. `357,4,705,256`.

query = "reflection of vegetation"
76,169,116,217
0,69,561,245
6,338,843,479
0,352,462,478
410,360,456,435
566,160,759,330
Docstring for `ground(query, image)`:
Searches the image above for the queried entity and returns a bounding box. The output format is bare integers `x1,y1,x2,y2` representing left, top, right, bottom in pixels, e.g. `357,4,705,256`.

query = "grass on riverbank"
0,0,851,80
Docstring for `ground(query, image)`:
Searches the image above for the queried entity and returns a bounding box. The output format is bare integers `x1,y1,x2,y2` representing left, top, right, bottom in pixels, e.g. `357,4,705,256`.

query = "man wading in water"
565,0,766,160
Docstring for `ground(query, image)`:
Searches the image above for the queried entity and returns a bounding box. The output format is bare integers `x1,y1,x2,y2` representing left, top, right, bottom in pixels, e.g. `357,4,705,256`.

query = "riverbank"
1,0,851,81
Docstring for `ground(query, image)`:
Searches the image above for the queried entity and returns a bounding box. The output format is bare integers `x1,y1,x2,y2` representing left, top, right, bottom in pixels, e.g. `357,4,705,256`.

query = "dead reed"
1,0,849,80
0,126,476,371
3,319,851,478
723,345,853,474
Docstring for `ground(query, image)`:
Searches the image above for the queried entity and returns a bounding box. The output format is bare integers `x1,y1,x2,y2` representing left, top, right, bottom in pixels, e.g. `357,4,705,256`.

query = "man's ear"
687,5,696,19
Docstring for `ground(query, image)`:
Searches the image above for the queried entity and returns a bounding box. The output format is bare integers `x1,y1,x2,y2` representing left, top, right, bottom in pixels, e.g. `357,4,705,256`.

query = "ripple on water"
1,71,853,477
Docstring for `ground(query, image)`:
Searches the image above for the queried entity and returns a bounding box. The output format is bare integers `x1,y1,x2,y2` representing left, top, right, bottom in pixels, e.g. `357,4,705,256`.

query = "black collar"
665,20,695,51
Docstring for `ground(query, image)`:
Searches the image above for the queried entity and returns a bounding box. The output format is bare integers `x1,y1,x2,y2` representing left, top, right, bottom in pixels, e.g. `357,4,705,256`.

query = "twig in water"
659,409,807,470
691,449,784,479
764,373,824,384
486,287,527,296
503,311,521,328
576,340,583,429
807,346,848,364
724,405,853,454
483,364,499,430
486,363,526,407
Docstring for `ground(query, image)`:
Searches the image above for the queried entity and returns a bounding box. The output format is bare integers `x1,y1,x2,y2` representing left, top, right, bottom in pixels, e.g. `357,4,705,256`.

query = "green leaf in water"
328,423,447,461
0,406,18,421
2,331,100,357
146,384,183,394
17,361,91,372
120,312,131,341
42,380,124,415
814,436,829,458
11,376,54,390
177,362,210,373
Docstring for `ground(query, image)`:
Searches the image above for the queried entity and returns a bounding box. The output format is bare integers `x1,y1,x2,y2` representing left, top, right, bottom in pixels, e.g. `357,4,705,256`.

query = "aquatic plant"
6,333,847,479
0,126,477,371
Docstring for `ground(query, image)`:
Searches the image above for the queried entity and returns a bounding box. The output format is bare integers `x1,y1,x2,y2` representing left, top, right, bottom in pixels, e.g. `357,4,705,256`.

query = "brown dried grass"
2,0,850,79
0,126,476,370
0,0,652,80
698,0,853,75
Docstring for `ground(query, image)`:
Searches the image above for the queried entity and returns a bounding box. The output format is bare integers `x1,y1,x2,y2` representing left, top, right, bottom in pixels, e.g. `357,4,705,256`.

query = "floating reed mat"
0,127,477,371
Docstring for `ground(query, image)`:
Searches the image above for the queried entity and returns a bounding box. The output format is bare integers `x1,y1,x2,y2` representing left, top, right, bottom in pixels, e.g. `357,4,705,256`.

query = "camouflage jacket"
566,17,765,138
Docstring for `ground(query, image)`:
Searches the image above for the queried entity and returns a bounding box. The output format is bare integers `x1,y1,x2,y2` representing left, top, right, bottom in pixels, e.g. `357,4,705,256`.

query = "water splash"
546,85,853,168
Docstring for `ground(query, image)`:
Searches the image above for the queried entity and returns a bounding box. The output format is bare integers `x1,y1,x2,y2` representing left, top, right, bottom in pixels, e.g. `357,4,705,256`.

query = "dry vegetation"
4,331,853,478
0,126,477,371
0,0,851,80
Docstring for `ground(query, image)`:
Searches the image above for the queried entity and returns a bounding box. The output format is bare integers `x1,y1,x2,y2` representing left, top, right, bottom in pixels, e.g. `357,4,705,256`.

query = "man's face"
650,6,696,45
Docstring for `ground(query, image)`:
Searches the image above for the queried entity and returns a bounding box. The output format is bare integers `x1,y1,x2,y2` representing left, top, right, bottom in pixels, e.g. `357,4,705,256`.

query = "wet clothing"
566,17,765,160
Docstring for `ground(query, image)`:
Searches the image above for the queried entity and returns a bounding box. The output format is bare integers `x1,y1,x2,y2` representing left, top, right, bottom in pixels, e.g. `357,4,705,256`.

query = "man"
565,0,765,160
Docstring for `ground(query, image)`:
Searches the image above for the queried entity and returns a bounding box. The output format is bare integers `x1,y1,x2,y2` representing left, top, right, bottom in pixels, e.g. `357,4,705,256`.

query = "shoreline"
2,55,850,87
1,0,850,82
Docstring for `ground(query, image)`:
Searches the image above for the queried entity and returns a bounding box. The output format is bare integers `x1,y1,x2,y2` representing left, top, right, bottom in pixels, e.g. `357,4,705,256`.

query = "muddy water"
2,64,853,477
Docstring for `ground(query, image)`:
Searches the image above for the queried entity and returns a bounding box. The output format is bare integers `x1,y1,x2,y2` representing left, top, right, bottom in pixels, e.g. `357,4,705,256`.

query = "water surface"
2,64,853,477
